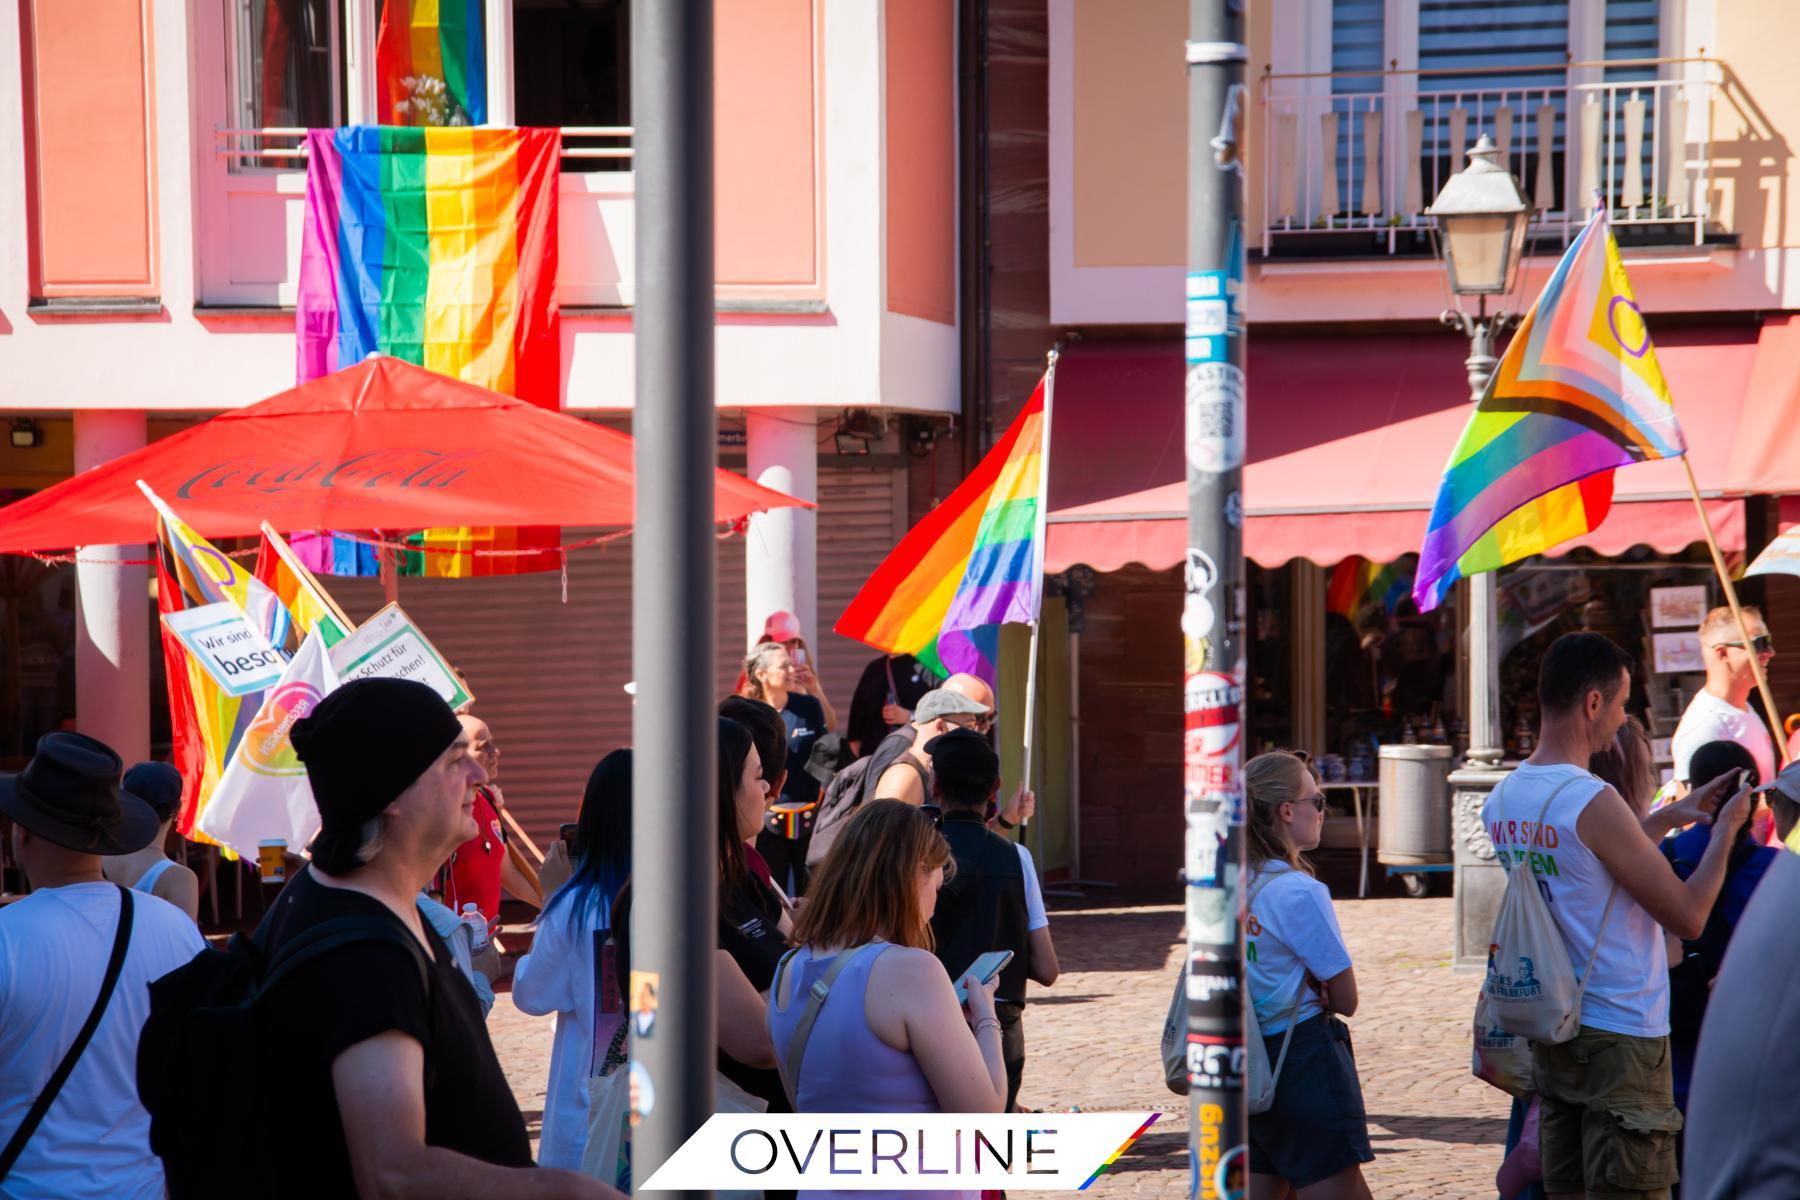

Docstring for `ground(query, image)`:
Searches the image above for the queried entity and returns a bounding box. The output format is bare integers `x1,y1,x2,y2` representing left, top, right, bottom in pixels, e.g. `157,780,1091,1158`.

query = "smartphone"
559,822,579,851
952,949,1014,1003
792,646,809,667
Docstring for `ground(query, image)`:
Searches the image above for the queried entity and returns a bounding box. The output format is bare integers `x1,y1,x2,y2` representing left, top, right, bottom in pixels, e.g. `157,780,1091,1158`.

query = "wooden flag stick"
259,522,355,629
1682,458,1791,768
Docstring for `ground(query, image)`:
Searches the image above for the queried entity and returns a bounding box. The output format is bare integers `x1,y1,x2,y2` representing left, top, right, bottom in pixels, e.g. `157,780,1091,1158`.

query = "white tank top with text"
1481,761,1669,1038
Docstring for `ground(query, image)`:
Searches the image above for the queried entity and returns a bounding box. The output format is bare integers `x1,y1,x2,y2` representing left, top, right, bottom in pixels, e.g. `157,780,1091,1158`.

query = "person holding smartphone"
769,798,1006,1193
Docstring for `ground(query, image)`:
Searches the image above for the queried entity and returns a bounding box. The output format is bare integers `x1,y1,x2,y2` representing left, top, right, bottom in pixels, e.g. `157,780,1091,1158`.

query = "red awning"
1046,324,1767,573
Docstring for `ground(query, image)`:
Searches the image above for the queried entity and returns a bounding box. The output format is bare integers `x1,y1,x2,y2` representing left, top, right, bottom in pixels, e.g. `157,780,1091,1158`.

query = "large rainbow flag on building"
376,0,487,126
1413,210,1683,610
296,126,561,409
280,526,563,579
837,374,1051,681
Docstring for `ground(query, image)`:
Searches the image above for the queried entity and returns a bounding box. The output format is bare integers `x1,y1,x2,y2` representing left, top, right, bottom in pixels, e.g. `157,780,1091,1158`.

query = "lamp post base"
1449,757,1513,973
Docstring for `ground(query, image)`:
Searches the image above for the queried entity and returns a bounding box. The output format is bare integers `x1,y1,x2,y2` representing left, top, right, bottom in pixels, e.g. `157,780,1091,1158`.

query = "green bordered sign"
326,602,472,711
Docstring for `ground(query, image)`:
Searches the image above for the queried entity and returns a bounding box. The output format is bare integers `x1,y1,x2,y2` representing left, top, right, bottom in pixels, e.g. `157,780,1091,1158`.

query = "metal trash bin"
1377,744,1454,865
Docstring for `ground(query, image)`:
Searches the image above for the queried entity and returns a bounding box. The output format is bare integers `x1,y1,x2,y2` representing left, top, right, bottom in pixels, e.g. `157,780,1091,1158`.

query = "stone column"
744,408,818,649
73,410,150,763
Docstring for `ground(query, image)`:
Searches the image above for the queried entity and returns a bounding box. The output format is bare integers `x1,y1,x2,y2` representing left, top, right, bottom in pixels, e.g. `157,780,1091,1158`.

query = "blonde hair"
1700,605,1764,647
793,800,953,951
1245,751,1319,875
742,642,789,703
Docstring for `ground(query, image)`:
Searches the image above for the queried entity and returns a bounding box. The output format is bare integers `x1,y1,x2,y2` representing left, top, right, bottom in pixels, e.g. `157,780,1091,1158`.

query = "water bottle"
460,903,490,954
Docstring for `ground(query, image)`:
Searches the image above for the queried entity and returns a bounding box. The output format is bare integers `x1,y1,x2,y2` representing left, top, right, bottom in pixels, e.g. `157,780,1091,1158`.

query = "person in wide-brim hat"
0,732,160,857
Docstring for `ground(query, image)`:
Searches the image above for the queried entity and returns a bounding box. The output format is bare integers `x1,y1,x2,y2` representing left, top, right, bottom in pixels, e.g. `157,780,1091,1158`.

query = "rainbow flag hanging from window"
297,126,561,409
280,527,562,579
837,374,1051,682
1413,209,1682,611
375,0,487,127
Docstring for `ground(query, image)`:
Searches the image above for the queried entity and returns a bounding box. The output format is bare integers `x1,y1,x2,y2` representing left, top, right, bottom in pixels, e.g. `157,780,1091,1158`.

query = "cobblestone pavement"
489,895,1505,1197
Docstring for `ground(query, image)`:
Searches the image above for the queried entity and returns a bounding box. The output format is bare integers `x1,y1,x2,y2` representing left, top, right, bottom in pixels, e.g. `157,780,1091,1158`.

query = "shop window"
227,0,342,169
514,0,631,172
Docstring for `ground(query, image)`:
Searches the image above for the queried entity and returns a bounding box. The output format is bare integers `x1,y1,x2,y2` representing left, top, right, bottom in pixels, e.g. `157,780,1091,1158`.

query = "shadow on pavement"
1367,1113,1510,1147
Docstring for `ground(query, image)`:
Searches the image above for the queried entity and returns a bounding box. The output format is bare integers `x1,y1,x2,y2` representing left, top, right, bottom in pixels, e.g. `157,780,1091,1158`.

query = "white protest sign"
161,602,287,697
327,603,472,710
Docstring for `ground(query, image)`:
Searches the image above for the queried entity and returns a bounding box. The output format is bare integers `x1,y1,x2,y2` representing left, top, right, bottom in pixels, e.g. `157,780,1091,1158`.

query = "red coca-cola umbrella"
0,356,807,551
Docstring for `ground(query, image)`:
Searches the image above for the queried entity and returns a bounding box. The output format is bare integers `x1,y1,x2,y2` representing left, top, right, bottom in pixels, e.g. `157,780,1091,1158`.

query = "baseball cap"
1761,761,1800,808
913,688,993,724
763,611,804,643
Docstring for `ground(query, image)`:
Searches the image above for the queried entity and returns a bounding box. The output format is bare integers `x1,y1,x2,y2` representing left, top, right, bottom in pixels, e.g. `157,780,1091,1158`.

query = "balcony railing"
1259,57,1723,256
214,126,635,171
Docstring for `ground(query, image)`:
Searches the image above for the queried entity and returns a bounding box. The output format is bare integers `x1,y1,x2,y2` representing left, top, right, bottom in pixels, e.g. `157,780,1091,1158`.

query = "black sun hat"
0,732,161,855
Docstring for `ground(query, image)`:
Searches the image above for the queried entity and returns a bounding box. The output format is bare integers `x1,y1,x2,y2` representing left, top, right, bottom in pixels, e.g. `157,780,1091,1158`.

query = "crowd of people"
0,610,1058,1199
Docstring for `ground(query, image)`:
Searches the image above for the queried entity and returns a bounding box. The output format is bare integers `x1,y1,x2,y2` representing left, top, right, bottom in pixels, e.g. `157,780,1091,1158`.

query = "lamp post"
1428,134,1532,970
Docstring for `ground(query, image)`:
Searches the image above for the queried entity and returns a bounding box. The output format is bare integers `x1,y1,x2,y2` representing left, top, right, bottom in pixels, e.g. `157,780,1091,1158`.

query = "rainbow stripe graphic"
297,126,561,409
1414,209,1681,611
837,374,1050,680
375,0,487,126
1078,1112,1160,1190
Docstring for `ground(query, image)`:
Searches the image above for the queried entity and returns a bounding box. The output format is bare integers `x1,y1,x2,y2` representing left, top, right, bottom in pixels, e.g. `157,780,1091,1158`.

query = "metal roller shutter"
813,466,907,714
314,464,901,851
325,534,746,851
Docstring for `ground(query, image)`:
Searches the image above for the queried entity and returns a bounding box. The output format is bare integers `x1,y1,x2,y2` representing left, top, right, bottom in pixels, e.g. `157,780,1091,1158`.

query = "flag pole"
1681,457,1790,767
1018,345,1060,844
259,522,356,629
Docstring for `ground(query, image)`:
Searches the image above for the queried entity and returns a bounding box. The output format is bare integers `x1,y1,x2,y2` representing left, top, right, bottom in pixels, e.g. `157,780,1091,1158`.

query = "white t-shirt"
1245,862,1352,1035
512,894,617,1171
1672,689,1776,787
1016,844,1048,932
0,882,205,1200
1482,761,1669,1038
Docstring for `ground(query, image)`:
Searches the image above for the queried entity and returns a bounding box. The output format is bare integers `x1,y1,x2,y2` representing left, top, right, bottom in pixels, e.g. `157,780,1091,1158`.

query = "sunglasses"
919,803,944,830
1720,635,1775,655
1290,793,1327,813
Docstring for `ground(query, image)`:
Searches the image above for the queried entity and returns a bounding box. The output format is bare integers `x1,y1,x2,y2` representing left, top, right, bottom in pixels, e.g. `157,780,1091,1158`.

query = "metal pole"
1185,3,1247,1196
1441,305,1516,762
631,1,716,1192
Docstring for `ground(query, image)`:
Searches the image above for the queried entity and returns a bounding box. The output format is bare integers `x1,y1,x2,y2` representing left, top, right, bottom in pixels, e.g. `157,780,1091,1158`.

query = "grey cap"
1763,761,1800,807
913,687,992,724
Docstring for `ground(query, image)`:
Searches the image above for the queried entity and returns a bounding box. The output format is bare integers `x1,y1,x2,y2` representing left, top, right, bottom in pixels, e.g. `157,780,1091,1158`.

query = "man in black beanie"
252,678,616,1199
925,727,1060,1112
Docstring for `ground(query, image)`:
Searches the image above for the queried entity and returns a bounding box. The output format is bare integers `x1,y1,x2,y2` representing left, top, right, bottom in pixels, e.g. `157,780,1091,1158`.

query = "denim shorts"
1248,1014,1375,1189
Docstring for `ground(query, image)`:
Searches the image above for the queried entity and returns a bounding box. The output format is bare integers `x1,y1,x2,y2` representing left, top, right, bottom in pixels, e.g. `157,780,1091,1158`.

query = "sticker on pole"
1186,362,1245,473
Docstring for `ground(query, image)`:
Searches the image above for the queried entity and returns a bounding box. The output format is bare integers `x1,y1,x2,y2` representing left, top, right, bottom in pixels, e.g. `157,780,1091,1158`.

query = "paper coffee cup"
257,839,287,883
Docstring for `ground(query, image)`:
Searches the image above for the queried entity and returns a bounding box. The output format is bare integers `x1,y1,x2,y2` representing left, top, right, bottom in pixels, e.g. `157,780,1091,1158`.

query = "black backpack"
805,754,878,868
138,914,430,1198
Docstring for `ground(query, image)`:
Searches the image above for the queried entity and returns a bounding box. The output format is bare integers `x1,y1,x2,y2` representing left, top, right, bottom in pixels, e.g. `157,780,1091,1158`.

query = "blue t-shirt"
781,692,827,806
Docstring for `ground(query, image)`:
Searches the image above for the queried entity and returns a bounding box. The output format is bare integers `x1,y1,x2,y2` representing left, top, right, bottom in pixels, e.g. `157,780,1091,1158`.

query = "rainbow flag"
297,126,561,409
1414,209,1682,611
376,0,487,127
1326,556,1414,618
282,527,562,578
254,525,354,649
838,374,1050,680
144,489,295,843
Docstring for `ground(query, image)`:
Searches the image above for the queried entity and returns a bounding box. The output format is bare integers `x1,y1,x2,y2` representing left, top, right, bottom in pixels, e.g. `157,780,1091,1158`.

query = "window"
374,0,489,126
1330,0,1385,216
514,0,631,172
230,0,341,129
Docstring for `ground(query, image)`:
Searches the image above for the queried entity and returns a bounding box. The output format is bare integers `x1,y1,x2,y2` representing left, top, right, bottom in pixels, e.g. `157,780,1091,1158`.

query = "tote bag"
1482,776,1619,1045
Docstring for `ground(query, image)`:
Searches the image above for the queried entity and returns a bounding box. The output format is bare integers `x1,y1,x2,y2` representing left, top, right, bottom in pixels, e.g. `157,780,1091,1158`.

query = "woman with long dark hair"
513,749,633,1171
1243,751,1373,1200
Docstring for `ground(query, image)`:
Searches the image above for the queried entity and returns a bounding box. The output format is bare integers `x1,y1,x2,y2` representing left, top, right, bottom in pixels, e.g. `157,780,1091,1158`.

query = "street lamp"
1429,132,1533,767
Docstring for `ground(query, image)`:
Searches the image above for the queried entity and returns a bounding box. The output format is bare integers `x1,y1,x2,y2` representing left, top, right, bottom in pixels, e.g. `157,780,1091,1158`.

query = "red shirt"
443,787,508,921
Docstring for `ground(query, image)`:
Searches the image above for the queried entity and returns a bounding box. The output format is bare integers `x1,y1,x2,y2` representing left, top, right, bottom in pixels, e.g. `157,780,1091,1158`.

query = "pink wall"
23,0,158,297
714,0,821,292
884,0,956,325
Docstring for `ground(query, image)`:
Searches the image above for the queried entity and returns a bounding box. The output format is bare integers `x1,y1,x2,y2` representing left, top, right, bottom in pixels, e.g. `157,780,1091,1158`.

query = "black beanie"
291,678,463,838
